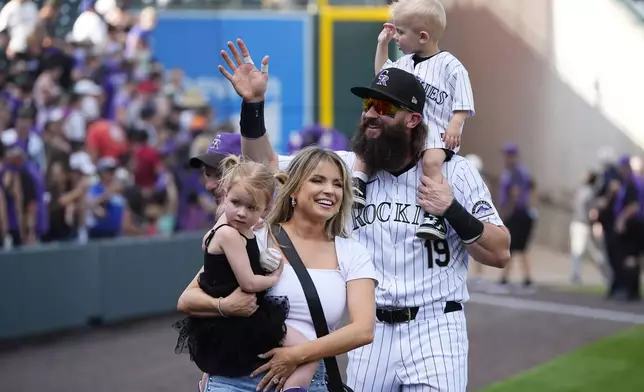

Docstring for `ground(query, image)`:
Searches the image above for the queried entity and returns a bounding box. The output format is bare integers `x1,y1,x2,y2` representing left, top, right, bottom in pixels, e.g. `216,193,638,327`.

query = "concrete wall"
438,0,644,250
1,234,203,341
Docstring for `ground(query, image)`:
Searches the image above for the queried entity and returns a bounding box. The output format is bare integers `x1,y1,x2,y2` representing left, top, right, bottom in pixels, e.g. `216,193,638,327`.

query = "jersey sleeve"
454,161,504,226
381,58,396,70
341,239,379,287
381,55,411,71
449,66,475,116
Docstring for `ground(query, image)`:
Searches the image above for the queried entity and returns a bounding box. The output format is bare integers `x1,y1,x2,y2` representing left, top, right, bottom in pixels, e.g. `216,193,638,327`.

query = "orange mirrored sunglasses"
362,98,401,117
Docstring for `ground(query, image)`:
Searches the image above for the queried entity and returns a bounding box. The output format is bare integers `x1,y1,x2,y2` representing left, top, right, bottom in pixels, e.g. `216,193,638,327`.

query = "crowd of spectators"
0,0,349,251
0,0,246,249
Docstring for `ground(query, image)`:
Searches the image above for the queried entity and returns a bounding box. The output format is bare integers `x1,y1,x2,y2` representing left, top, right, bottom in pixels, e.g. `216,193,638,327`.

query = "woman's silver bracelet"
217,298,228,318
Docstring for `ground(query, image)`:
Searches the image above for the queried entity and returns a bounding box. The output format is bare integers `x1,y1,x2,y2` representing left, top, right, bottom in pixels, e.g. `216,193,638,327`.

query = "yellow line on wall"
318,5,390,128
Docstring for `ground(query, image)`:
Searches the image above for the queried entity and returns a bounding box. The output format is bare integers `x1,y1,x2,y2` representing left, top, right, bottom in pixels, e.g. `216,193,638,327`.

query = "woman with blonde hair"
177,146,378,392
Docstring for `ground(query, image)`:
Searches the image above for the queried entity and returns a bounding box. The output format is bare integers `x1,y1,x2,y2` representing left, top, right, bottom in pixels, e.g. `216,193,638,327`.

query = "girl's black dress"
174,224,289,376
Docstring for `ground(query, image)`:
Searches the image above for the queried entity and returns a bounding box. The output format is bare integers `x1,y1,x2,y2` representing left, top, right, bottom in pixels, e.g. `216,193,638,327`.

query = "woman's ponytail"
273,171,288,186
219,155,241,176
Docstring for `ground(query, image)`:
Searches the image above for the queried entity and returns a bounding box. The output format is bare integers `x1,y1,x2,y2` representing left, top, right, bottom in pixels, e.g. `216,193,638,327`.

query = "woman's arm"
120,207,147,236
251,277,376,389
58,180,88,206
218,226,279,292
177,267,258,317
292,278,375,361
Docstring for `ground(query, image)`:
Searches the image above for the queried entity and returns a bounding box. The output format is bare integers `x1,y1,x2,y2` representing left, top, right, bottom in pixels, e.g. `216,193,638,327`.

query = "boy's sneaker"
416,214,447,240
352,177,367,209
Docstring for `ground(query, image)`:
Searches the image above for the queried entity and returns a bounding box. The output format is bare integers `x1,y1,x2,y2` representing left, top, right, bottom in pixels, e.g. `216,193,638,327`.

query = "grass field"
480,326,644,392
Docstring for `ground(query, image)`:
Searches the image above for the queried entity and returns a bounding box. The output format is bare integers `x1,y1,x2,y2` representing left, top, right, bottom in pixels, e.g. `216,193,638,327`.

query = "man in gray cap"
188,132,241,205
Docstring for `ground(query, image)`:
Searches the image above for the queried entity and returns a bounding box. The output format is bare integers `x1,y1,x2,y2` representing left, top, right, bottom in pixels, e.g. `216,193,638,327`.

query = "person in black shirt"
611,156,644,301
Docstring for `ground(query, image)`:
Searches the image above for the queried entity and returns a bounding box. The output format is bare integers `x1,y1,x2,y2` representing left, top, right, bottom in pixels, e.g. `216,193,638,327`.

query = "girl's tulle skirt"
173,296,289,377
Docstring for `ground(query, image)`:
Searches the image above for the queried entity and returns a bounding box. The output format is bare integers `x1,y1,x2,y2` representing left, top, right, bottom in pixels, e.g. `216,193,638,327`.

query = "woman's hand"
251,347,302,392
220,287,258,317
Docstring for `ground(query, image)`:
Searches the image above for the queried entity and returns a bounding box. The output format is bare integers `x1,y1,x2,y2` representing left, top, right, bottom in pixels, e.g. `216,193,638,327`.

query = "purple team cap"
618,154,631,167
287,125,350,154
189,133,242,170
503,143,519,154
288,125,323,154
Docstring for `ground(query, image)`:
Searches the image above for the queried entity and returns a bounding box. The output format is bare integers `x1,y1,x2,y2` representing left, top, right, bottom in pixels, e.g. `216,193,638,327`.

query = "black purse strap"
271,225,345,392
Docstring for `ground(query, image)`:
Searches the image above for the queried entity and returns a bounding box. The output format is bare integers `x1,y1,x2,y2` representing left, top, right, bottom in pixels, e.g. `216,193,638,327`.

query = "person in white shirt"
71,1,108,51
569,170,606,284
63,93,87,146
0,0,38,57
178,145,378,392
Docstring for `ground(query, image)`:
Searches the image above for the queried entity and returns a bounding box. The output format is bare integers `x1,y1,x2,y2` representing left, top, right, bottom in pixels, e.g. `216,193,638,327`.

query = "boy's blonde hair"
267,147,353,240
219,156,283,209
390,0,447,42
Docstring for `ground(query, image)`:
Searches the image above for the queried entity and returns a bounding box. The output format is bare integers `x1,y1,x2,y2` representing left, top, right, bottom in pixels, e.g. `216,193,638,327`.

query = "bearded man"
212,39,510,392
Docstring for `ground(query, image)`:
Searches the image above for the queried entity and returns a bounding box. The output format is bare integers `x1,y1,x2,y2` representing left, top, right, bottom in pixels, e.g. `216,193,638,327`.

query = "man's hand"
219,287,258,317
378,23,395,44
418,175,454,216
218,38,269,103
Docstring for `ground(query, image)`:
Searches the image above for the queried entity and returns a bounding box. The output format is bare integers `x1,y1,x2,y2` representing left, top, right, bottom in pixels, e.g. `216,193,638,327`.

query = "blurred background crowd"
467,145,644,302
0,0,349,248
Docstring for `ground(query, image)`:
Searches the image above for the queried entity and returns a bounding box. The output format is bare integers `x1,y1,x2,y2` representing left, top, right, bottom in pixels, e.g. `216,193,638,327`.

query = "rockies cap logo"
376,70,389,86
209,134,222,151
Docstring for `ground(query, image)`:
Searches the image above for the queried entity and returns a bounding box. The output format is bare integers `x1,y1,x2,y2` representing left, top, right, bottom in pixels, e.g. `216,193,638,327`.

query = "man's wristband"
443,199,484,244
239,101,266,139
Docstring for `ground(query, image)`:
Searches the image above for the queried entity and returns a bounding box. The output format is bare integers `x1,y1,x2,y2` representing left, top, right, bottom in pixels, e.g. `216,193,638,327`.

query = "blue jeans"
202,362,328,392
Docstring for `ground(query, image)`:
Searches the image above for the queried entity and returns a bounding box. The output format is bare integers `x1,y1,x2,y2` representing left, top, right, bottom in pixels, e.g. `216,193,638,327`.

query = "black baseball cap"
350,68,425,113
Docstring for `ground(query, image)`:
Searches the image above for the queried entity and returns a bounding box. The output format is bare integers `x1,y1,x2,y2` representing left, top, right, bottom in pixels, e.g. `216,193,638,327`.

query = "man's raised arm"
218,39,277,168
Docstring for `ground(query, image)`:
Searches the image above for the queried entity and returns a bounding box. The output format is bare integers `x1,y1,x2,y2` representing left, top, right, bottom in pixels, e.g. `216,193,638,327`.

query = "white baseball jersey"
279,151,503,391
278,152,502,308
382,52,475,153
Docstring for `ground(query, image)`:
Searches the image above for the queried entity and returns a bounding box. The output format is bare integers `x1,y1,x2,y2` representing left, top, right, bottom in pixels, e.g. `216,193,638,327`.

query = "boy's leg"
352,158,370,209
416,148,448,240
281,326,318,390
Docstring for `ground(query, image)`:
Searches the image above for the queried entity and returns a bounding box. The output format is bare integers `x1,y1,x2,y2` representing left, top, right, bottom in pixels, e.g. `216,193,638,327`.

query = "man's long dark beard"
352,117,411,172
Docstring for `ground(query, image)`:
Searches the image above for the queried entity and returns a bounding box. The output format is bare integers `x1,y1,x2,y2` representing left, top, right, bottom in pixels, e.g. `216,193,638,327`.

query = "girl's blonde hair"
219,156,282,209
267,147,353,240
391,0,447,41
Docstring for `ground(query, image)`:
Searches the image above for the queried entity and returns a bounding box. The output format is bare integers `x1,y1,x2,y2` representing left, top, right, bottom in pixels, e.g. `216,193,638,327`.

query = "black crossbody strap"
271,225,345,392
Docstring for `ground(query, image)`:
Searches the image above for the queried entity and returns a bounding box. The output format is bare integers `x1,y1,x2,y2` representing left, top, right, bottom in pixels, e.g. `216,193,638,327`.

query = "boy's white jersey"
382,52,475,152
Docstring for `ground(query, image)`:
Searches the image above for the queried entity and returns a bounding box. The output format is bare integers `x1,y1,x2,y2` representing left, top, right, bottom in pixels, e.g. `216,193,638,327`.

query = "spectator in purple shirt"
497,143,537,290
609,155,644,301
0,144,38,246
